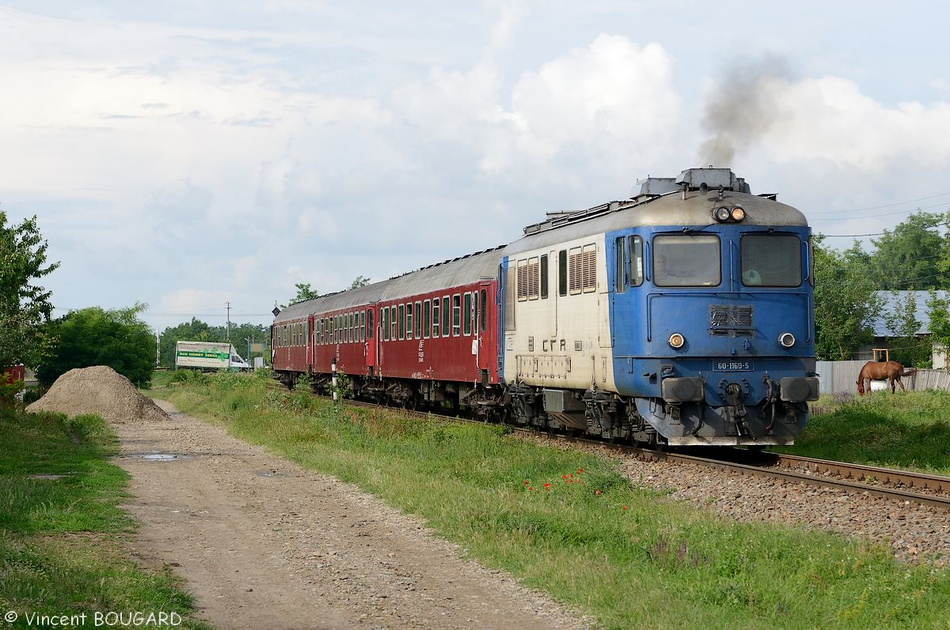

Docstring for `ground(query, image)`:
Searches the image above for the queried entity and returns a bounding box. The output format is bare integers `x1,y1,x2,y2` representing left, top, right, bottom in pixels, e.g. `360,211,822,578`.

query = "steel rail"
522,430,950,511
330,397,950,511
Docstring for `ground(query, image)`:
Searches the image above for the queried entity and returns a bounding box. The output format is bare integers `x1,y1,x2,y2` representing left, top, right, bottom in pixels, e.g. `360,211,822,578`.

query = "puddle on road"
126,452,192,462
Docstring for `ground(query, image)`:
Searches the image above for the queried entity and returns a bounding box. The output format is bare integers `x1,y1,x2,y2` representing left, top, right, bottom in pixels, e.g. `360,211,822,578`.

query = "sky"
2,1,950,334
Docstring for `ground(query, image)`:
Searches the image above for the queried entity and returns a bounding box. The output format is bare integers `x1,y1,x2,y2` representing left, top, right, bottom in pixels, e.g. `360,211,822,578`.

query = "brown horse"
856,360,917,394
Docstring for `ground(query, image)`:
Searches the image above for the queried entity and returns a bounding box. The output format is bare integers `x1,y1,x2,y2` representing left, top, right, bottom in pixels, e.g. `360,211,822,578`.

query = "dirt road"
113,401,589,630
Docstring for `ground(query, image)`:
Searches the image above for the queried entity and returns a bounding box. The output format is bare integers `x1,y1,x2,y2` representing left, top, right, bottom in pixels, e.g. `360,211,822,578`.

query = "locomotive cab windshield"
740,233,803,287
653,234,720,287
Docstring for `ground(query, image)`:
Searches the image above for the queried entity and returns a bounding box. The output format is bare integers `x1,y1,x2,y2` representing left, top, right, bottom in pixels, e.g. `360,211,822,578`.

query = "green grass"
151,372,950,630
779,390,950,474
0,404,211,629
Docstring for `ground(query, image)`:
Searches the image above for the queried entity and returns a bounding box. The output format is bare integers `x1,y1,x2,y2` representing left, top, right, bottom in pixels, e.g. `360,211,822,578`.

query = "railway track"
526,430,950,510
338,396,950,510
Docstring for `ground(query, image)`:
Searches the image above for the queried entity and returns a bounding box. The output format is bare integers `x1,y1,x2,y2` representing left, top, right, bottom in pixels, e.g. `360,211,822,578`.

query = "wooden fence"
815,361,950,394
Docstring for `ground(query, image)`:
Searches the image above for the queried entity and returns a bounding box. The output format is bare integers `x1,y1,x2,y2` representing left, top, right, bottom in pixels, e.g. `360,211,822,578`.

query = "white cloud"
763,76,950,171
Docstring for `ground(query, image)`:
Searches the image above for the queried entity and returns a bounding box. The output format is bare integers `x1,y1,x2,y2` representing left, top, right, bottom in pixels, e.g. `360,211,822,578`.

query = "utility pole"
226,302,231,341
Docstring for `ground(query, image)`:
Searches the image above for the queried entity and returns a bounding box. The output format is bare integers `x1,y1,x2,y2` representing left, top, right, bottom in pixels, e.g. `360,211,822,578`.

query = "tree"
883,291,929,367
927,291,950,367
349,275,371,289
868,210,949,290
813,238,882,360
292,283,319,303
36,304,155,387
0,211,59,368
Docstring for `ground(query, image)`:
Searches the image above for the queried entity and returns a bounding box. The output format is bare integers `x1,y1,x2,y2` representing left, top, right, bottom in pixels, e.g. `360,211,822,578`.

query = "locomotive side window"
614,237,626,293
653,235,721,287
741,234,802,287
628,236,644,286
558,250,567,297
540,255,549,299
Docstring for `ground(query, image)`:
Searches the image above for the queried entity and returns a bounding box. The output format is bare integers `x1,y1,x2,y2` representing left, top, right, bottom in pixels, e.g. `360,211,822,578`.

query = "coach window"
366,309,374,339
463,292,473,336
558,250,568,297
741,233,802,287
442,296,451,337
415,301,422,338
382,308,390,341
423,300,431,338
473,290,480,332
406,303,413,340
452,294,461,336
398,304,406,340
390,306,398,341
432,299,440,337
654,234,721,287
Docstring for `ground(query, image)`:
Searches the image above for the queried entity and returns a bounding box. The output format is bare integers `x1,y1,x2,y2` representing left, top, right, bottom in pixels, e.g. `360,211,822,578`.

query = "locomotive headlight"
712,205,746,223
668,332,686,349
778,332,796,348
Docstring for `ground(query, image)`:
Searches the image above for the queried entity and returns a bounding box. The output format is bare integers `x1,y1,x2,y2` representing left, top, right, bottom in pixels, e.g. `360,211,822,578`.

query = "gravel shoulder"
113,400,590,630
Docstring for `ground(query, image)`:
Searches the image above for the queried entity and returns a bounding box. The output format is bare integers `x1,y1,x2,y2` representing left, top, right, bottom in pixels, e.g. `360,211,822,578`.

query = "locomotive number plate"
712,360,753,372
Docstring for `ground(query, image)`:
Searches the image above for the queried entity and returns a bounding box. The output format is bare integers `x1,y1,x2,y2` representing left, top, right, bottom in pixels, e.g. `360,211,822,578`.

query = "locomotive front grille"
709,304,754,337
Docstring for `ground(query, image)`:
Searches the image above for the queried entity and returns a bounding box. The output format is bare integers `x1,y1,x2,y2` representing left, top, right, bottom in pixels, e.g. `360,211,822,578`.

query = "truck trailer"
175,341,251,371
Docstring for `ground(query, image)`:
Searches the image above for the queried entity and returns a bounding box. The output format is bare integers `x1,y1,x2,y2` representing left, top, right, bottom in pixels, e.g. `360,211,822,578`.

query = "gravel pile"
26,365,169,425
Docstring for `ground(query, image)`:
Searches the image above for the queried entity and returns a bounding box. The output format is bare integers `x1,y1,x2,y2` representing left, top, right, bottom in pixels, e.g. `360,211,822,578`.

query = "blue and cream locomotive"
273,167,818,447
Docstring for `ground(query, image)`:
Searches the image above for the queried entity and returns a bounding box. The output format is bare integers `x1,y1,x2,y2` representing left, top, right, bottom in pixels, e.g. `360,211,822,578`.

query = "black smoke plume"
699,55,793,166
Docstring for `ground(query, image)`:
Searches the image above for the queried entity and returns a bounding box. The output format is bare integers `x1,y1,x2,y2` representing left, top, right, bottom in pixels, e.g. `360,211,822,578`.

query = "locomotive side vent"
709,304,754,336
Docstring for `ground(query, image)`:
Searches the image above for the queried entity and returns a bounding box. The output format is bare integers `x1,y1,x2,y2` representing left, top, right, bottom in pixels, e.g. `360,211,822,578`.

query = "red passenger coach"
272,246,505,413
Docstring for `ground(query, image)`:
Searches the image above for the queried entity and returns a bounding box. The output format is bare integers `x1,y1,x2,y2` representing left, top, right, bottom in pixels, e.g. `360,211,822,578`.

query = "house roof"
872,290,950,337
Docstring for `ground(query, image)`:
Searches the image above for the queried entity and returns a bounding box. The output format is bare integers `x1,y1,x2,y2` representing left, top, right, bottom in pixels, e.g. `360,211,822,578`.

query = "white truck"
175,341,251,371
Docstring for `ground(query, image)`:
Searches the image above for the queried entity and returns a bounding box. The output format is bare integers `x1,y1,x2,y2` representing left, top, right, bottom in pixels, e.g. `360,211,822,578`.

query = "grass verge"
779,390,950,474
152,371,950,630
0,404,210,629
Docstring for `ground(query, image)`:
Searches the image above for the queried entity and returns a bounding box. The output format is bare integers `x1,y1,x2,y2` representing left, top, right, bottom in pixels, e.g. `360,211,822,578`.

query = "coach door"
365,306,377,375
476,283,493,374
